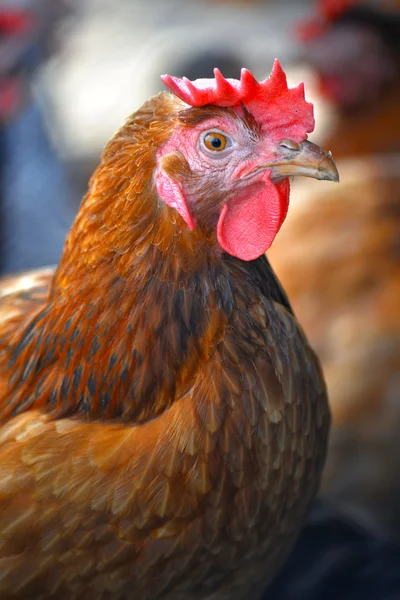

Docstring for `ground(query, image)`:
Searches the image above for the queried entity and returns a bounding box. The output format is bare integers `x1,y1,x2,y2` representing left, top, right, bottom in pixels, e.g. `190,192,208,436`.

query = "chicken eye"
203,132,228,152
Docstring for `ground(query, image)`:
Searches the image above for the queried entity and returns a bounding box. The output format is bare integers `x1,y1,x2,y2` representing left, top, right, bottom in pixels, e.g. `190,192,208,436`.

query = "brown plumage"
0,69,333,599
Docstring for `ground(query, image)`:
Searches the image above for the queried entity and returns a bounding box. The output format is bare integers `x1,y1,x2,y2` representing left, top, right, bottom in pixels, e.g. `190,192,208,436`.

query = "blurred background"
0,0,399,595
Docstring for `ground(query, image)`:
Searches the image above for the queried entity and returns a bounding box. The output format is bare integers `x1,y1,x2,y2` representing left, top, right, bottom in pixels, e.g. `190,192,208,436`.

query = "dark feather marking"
20,357,39,382
87,374,97,396
34,374,47,399
215,273,235,315
60,377,71,401
90,335,101,356
63,317,73,332
173,289,185,320
190,297,207,338
99,324,110,336
50,388,58,405
10,398,30,417
71,328,80,343
100,390,111,411
7,311,47,368
66,347,74,368
39,341,57,369
43,334,55,353
108,353,118,371
172,291,190,354
72,367,83,395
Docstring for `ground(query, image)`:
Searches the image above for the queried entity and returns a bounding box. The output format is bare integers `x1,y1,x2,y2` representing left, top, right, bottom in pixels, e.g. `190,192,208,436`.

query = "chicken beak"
262,140,340,183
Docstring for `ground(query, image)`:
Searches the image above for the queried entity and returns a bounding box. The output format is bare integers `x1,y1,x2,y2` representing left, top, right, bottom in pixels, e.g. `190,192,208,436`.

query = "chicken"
0,61,338,599
269,154,400,534
297,0,400,158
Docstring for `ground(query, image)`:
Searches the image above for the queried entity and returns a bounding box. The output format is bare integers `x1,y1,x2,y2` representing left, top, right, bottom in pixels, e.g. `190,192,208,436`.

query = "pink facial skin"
155,109,293,261
156,62,314,262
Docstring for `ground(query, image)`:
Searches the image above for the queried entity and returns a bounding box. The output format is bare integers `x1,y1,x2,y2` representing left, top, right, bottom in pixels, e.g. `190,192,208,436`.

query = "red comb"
297,0,361,41
161,59,314,139
162,59,292,108
162,66,259,108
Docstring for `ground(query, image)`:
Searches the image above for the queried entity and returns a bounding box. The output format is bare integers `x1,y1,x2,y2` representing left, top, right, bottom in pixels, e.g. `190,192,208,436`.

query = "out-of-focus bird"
269,154,400,535
0,62,338,599
0,1,75,276
268,0,400,536
297,0,400,158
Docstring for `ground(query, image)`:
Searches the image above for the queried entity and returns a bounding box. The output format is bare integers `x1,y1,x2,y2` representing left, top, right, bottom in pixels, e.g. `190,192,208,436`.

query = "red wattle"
217,178,290,261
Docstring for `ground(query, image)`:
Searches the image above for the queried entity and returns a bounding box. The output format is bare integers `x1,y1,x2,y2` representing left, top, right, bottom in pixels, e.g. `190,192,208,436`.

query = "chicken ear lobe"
156,154,196,230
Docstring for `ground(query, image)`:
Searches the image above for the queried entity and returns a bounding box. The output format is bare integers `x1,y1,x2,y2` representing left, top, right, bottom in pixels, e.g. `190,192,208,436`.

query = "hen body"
0,261,328,599
0,76,331,598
